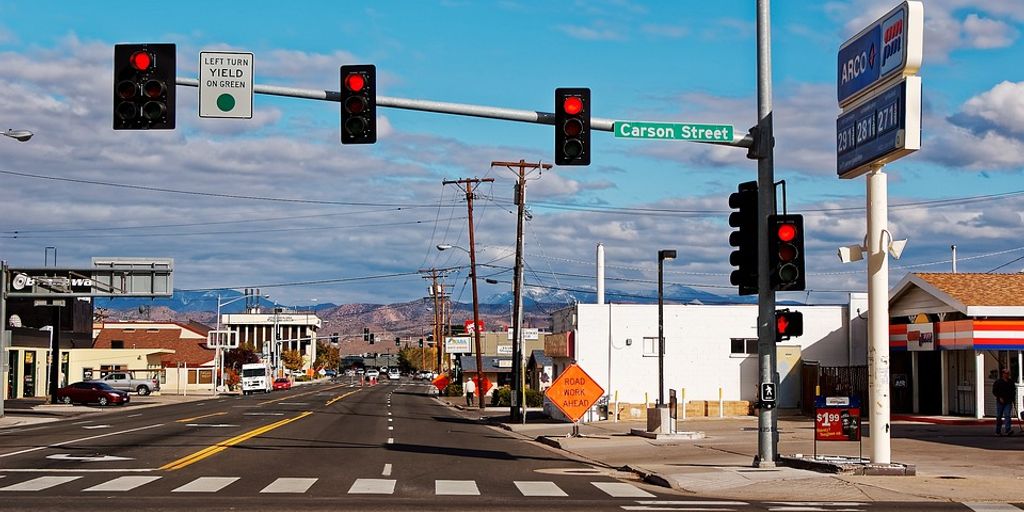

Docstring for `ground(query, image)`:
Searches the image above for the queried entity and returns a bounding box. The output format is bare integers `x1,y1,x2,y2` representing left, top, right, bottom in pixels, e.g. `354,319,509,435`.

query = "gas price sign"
836,76,920,179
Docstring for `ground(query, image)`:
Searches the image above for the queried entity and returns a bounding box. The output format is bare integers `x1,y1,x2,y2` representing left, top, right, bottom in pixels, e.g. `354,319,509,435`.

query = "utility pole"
420,268,449,374
443,177,494,409
492,160,549,423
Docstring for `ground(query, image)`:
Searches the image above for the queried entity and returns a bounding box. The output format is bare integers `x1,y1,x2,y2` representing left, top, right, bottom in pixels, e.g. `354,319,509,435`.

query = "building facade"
221,307,321,375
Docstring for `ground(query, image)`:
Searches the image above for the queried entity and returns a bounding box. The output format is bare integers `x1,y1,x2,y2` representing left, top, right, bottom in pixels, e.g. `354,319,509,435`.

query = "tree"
281,349,304,372
314,340,340,370
398,346,437,373
224,342,259,371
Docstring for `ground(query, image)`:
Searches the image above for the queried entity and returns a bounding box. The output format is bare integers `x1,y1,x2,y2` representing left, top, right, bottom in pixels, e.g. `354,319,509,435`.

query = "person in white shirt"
464,377,476,406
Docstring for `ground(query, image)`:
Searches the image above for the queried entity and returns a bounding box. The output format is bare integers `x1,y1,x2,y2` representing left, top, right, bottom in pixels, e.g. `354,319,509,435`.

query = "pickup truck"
91,372,160,395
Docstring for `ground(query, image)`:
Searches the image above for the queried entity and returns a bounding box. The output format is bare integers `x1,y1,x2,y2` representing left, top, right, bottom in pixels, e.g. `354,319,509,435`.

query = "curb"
623,465,675,490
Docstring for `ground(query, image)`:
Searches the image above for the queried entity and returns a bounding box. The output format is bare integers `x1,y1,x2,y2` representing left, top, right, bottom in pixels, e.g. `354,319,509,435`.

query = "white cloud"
962,13,1018,49
557,24,625,41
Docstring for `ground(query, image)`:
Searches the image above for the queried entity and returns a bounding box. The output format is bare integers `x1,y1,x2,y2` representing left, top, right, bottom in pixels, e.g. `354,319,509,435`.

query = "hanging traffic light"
769,214,806,291
363,327,370,342
775,309,804,341
340,64,376,144
555,88,590,166
418,338,424,348
729,181,758,295
369,333,375,344
395,337,401,347
113,43,175,130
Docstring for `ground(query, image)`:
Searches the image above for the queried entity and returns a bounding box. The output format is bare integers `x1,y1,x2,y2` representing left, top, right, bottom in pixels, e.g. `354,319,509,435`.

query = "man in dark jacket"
993,368,1017,436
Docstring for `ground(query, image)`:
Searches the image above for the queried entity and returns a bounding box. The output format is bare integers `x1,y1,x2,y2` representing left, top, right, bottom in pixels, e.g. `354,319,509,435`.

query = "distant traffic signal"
555,88,590,166
340,64,376,144
729,181,758,295
395,337,401,347
769,214,805,291
363,327,370,342
774,309,804,340
113,43,175,130
418,338,424,348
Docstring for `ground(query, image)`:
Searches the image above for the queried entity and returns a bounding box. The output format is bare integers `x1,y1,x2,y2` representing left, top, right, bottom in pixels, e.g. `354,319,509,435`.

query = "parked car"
416,370,435,381
388,369,400,380
365,369,380,379
90,371,159,395
272,377,292,390
324,369,337,377
56,381,130,406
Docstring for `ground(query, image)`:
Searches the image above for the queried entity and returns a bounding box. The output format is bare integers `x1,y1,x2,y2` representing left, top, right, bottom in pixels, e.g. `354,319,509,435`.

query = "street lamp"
657,249,676,407
216,292,268,393
437,242,486,409
2,129,33,142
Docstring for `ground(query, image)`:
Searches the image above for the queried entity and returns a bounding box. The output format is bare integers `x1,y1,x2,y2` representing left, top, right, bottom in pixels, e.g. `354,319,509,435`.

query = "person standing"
464,377,476,407
993,368,1016,436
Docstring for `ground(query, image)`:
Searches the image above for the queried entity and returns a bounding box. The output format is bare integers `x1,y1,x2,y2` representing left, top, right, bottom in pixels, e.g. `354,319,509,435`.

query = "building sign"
507,328,540,341
496,345,513,356
836,77,921,179
544,331,574,358
837,1,923,107
445,336,472,354
544,363,605,423
906,322,934,351
464,319,485,335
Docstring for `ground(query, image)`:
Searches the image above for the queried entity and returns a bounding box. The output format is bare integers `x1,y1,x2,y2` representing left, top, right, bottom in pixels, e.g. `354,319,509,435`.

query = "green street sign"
614,121,734,142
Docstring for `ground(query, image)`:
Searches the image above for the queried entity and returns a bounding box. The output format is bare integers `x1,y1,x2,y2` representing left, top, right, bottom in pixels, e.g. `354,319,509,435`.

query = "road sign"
544,363,604,423
836,76,920,179
760,383,776,403
199,51,253,118
614,121,734,142
837,1,923,107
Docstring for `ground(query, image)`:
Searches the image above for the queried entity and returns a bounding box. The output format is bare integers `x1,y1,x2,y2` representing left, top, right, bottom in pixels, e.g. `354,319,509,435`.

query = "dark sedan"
56,381,131,406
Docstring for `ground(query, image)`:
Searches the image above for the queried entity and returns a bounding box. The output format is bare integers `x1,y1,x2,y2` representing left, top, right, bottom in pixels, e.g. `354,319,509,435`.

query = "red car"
56,381,130,406
272,377,292,390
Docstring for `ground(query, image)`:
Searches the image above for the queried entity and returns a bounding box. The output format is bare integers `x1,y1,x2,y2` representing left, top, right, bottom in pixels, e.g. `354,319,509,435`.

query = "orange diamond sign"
544,363,605,422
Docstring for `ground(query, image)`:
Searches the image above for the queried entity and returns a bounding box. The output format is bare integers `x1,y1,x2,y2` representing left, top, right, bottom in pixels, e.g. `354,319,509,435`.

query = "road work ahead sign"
544,363,605,423
199,51,253,118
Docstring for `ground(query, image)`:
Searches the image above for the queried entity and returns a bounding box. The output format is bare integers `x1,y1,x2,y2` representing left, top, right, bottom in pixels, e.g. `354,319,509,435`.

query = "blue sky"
1,0,1023,308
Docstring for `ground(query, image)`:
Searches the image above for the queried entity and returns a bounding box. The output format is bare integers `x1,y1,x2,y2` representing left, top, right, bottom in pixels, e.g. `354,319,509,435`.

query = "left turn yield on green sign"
199,51,253,119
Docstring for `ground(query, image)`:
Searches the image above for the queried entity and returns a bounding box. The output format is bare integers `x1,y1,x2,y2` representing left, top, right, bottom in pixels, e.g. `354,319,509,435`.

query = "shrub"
445,382,463,397
525,388,544,407
491,386,545,407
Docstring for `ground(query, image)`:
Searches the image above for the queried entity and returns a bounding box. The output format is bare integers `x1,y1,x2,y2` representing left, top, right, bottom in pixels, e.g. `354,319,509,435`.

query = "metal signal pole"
443,177,494,409
492,160,550,423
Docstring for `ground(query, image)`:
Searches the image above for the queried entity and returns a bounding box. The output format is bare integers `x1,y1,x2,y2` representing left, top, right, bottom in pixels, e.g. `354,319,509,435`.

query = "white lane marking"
592,482,656,498
82,425,111,430
962,506,1021,512
0,423,164,459
244,412,285,416
260,477,318,494
0,468,155,473
172,477,239,493
387,412,392,416
388,418,393,422
766,504,866,507
382,464,392,476
71,421,92,425
622,507,736,511
277,402,309,406
0,476,81,492
348,478,396,494
126,414,143,418
185,424,239,428
84,476,162,492
514,481,567,497
46,453,133,462
388,426,394,431
387,438,394,444
435,480,480,495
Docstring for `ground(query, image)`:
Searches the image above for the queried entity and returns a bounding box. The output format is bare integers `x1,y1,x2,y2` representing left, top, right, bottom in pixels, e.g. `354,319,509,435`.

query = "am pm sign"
544,363,604,423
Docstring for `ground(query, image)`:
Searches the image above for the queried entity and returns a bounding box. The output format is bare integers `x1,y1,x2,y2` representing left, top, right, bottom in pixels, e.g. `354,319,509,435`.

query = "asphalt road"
0,379,1016,512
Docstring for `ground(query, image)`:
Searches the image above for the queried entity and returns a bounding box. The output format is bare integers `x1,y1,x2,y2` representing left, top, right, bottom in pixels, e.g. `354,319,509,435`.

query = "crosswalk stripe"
84,476,162,492
592,482,656,498
0,476,81,492
963,505,1023,512
260,477,318,494
348,478,396,494
435,480,480,495
515,481,567,497
172,477,239,493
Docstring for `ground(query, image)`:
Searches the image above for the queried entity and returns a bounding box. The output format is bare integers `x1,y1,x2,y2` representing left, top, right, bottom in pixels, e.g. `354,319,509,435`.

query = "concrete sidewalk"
446,400,1024,503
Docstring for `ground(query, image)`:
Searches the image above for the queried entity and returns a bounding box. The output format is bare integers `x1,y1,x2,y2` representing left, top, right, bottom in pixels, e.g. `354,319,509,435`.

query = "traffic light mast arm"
173,77,752,148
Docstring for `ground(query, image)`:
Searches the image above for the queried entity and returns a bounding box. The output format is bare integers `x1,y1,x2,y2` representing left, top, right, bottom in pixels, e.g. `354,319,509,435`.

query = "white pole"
866,167,891,465
596,243,605,305
216,296,222,395
951,245,957,273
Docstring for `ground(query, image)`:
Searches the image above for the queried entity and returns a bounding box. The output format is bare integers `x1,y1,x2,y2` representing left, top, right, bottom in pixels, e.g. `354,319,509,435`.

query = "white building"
547,294,868,414
221,307,321,374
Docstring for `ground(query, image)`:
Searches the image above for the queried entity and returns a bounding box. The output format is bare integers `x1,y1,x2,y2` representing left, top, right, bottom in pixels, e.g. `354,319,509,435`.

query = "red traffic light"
777,315,791,334
130,51,152,71
344,73,366,92
563,96,583,115
777,223,797,242
774,309,803,340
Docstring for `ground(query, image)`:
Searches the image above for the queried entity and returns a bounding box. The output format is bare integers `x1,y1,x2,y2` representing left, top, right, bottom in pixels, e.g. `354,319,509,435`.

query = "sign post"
544,363,605,437
199,51,254,119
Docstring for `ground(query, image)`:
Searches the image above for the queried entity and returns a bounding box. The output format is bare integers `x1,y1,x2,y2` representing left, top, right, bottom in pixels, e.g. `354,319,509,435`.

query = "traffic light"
340,64,376,144
555,88,590,166
363,327,370,342
775,309,804,341
728,181,758,295
418,338,423,347
369,333,375,344
113,43,175,130
395,337,401,347
768,214,806,291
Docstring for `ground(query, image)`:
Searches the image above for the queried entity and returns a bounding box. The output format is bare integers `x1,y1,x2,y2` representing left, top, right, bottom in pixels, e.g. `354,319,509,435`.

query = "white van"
241,362,272,395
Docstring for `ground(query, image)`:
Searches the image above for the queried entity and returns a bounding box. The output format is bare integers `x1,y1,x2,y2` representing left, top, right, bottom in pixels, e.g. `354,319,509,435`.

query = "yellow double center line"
161,411,312,471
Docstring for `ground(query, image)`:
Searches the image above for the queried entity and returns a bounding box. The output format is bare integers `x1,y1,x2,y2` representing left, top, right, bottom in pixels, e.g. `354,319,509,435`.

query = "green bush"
490,386,545,407
525,388,544,407
445,382,463,397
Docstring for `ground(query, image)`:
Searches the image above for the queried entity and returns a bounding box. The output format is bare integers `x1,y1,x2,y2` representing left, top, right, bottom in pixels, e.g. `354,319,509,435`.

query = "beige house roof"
890,273,1024,317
